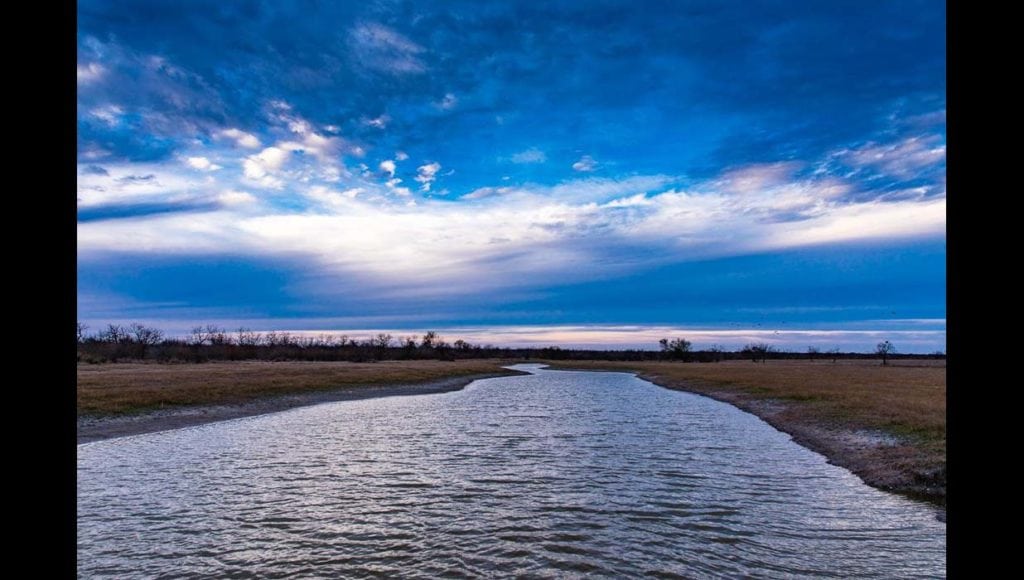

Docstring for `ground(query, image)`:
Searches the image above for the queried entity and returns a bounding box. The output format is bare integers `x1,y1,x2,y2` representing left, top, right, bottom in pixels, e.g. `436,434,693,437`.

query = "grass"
78,359,518,416
541,359,946,505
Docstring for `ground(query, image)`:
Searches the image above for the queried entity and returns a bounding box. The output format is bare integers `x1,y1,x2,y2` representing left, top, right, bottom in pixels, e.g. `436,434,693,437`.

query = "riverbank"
541,359,946,510
78,360,523,443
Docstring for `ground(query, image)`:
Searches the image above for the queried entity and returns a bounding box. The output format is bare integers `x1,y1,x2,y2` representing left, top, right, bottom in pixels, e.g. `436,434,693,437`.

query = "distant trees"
876,340,896,366
73,322,936,365
742,343,774,363
129,323,164,358
371,333,393,360
659,338,692,361
421,331,438,349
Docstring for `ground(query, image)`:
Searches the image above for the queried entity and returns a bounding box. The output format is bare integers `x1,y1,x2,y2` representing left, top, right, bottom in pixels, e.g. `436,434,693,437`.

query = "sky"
77,0,946,352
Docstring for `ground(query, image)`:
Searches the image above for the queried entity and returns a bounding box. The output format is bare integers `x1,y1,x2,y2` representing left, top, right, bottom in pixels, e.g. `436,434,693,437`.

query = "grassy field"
542,359,946,506
78,359,518,416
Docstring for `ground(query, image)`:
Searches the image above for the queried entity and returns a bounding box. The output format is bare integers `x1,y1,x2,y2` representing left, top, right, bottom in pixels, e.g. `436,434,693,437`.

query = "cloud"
511,148,547,164
843,135,946,179
90,105,124,126
364,115,390,129
243,146,290,188
217,190,257,206
435,93,458,110
379,159,396,177
462,186,514,200
78,165,945,301
82,165,109,176
77,62,105,84
217,128,261,149
572,155,597,172
395,151,409,161
415,162,441,191
185,156,221,171
348,23,426,75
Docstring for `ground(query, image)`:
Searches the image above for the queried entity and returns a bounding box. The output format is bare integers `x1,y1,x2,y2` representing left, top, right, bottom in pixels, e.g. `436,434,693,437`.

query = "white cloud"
243,146,290,188
217,128,261,149
90,105,123,126
843,135,946,178
77,62,105,84
185,156,222,171
435,93,458,110
572,155,597,172
511,148,547,164
379,159,396,177
364,115,390,129
217,190,256,206
415,162,441,191
385,178,411,197
395,151,409,161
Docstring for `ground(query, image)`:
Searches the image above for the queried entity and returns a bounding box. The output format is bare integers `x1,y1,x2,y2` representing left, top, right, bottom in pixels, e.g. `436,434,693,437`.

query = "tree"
827,347,841,363
658,337,692,361
742,342,774,363
77,322,89,343
707,344,725,362
807,346,820,361
876,340,896,366
98,324,131,344
129,323,164,358
371,333,393,360
421,331,438,349
236,327,263,347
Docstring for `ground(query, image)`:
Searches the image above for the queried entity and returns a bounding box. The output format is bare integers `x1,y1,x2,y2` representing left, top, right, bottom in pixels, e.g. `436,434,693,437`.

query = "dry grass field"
78,359,517,416
543,359,946,505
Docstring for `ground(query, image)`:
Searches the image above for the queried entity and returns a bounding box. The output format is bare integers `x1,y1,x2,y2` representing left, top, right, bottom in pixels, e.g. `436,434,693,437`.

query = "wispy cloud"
348,23,426,75
415,162,442,191
511,148,547,164
572,155,597,172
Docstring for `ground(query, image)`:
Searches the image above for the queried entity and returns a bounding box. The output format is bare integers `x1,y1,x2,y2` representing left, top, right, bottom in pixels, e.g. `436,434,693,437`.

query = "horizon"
77,1,946,352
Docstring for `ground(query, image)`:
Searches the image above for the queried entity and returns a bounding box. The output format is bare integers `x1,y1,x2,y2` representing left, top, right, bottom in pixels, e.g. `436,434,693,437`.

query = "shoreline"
540,363,945,518
78,371,521,444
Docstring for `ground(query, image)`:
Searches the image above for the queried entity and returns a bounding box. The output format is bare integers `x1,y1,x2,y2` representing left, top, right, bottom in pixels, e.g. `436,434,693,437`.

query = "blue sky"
77,0,946,352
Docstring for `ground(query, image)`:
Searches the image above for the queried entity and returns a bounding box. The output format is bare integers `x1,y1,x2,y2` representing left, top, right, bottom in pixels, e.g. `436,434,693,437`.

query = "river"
78,364,945,577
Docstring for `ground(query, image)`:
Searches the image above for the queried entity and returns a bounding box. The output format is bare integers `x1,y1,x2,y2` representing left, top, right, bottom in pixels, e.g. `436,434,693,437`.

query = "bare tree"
98,324,131,344
421,331,438,349
129,323,164,358
807,346,820,361
876,340,896,366
827,346,841,363
236,327,263,347
658,337,692,361
371,333,393,360
77,322,89,343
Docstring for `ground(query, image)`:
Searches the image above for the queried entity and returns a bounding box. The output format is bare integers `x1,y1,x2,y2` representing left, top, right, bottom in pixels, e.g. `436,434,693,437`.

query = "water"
78,365,945,578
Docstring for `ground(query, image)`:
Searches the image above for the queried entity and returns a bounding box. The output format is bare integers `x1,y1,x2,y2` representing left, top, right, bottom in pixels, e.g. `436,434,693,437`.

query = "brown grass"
542,359,946,505
78,359,517,416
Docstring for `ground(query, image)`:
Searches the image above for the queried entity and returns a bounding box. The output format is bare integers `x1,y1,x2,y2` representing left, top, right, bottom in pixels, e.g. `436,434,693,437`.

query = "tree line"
76,323,942,364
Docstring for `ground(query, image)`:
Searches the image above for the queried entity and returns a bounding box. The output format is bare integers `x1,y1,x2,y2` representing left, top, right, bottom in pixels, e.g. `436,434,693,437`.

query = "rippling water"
78,365,945,578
